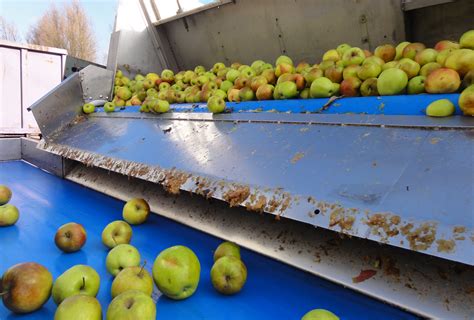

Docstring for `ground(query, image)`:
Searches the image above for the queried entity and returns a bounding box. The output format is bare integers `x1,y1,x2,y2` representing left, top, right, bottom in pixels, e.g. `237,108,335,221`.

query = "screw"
359,15,367,23
99,94,103,98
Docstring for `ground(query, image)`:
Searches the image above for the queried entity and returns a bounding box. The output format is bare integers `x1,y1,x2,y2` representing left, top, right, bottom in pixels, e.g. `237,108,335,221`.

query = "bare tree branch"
26,0,97,61
0,16,21,42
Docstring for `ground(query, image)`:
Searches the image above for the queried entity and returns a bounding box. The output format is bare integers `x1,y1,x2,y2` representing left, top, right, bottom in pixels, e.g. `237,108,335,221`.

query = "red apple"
374,44,396,62
54,222,87,253
324,66,344,83
434,40,460,52
261,69,276,85
250,76,267,92
256,84,274,100
340,77,362,97
425,68,461,93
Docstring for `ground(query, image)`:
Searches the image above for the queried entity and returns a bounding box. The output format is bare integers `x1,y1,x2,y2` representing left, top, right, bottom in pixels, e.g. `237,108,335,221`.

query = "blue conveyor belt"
0,161,417,319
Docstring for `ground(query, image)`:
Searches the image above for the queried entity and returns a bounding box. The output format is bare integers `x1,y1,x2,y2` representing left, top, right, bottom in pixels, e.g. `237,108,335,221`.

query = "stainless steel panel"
20,138,65,177
29,73,84,139
157,0,405,70
0,46,22,129
79,65,114,102
0,138,21,161
37,114,474,265
402,0,454,11
67,163,474,319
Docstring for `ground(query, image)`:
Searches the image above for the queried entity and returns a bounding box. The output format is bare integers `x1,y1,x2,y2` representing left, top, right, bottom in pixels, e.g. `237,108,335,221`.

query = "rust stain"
245,195,267,213
329,206,355,232
430,137,441,144
223,186,250,207
401,222,437,251
290,152,305,164
436,239,455,253
162,170,190,195
365,213,400,240
453,226,466,234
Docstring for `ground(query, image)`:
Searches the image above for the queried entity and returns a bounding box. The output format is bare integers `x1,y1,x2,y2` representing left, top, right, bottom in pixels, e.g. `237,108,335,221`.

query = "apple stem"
139,261,147,277
0,291,8,297
82,277,85,289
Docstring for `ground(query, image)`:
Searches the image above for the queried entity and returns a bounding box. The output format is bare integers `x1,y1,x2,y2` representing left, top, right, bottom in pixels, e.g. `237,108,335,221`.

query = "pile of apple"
0,194,254,319
81,30,474,116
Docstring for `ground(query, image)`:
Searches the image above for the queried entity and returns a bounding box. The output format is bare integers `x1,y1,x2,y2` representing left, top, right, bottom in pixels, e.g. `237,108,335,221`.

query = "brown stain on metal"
245,195,267,213
401,222,437,251
223,185,250,207
329,205,355,232
436,239,455,253
365,213,401,240
162,170,190,195
453,226,465,234
430,137,441,144
290,152,305,164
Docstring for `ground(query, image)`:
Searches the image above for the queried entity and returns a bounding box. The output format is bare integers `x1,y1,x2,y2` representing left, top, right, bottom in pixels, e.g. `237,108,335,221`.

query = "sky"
0,0,214,64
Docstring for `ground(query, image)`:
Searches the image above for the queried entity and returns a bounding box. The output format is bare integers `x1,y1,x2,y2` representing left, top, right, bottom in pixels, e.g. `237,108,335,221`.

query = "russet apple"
374,44,396,62
111,265,154,298
377,68,408,95
54,294,102,320
214,241,241,262
52,264,100,305
54,222,86,253
0,204,19,226
102,220,132,249
302,309,339,320
210,256,247,295
396,58,420,79
0,185,12,205
250,76,268,92
256,84,274,100
123,198,150,225
1,262,53,313
360,78,379,96
340,77,362,97
425,68,461,93
426,99,455,117
324,66,343,83
106,244,141,276
106,290,156,320
152,245,200,300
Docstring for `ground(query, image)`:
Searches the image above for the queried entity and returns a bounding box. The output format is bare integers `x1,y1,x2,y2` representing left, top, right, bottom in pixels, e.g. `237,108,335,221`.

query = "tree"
0,16,21,42
27,0,97,62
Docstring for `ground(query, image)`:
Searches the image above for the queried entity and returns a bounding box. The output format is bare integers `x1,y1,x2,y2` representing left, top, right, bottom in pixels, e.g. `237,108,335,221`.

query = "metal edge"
65,163,474,319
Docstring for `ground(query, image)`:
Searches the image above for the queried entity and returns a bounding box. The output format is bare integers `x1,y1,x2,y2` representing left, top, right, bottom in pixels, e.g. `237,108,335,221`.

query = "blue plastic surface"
99,93,462,115
0,161,418,319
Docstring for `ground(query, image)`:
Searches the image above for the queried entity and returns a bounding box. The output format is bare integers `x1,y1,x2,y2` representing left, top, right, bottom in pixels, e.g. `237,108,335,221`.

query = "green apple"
357,62,381,80
106,244,141,276
414,48,438,66
210,256,247,295
145,72,159,83
102,220,132,249
319,60,335,72
459,85,474,116
0,185,12,205
151,99,170,113
434,40,460,51
402,42,426,60
226,69,240,83
212,62,226,74
460,29,474,49
444,48,474,77
135,74,145,81
277,81,298,99
360,78,379,96
336,43,351,56
324,66,343,83
106,290,156,320
396,58,420,79
238,87,255,101
116,70,123,78
212,89,227,100
54,294,102,320
303,67,324,85
462,70,474,89
250,60,265,72
152,245,200,300
377,68,408,95
425,68,461,93
436,48,457,65
250,75,268,92
275,55,293,66
374,44,396,62
0,204,19,226
256,84,274,100
207,96,226,113
275,62,294,77
240,66,256,78
296,61,310,73
341,47,365,66
111,265,153,298
1,262,53,313
407,76,426,94
395,41,410,60
363,56,385,67
340,77,362,97
310,77,336,98
116,87,132,100
220,80,233,93
194,65,206,74
52,265,100,305
342,65,360,80
382,61,398,71
419,62,441,77
122,198,150,225
214,241,241,262
161,69,174,83
302,309,339,320
426,99,455,117
54,222,86,253
322,49,340,62
82,103,95,114
159,82,170,91
261,69,277,84
103,102,115,113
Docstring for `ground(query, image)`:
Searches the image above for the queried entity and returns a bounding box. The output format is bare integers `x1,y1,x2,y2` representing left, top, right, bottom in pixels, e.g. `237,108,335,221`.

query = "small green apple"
0,204,19,226
54,294,102,320
103,102,115,113
277,81,298,99
322,49,340,62
106,290,155,320
394,41,410,60
382,61,398,71
377,68,408,95
426,99,455,117
360,78,379,96
106,244,141,276
111,265,154,298
396,58,420,79
123,198,150,225
301,309,339,320
152,245,200,300
239,87,256,101
226,69,240,83
52,265,100,305
220,80,233,93
102,220,132,249
357,62,381,80
214,241,241,262
212,89,227,100
207,96,226,113
0,185,12,205
419,62,441,77
407,76,426,94
210,256,247,295
82,103,95,114
310,77,336,98
151,99,170,113
336,43,351,56
116,87,132,101
275,55,293,66
341,47,365,66
460,29,474,49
